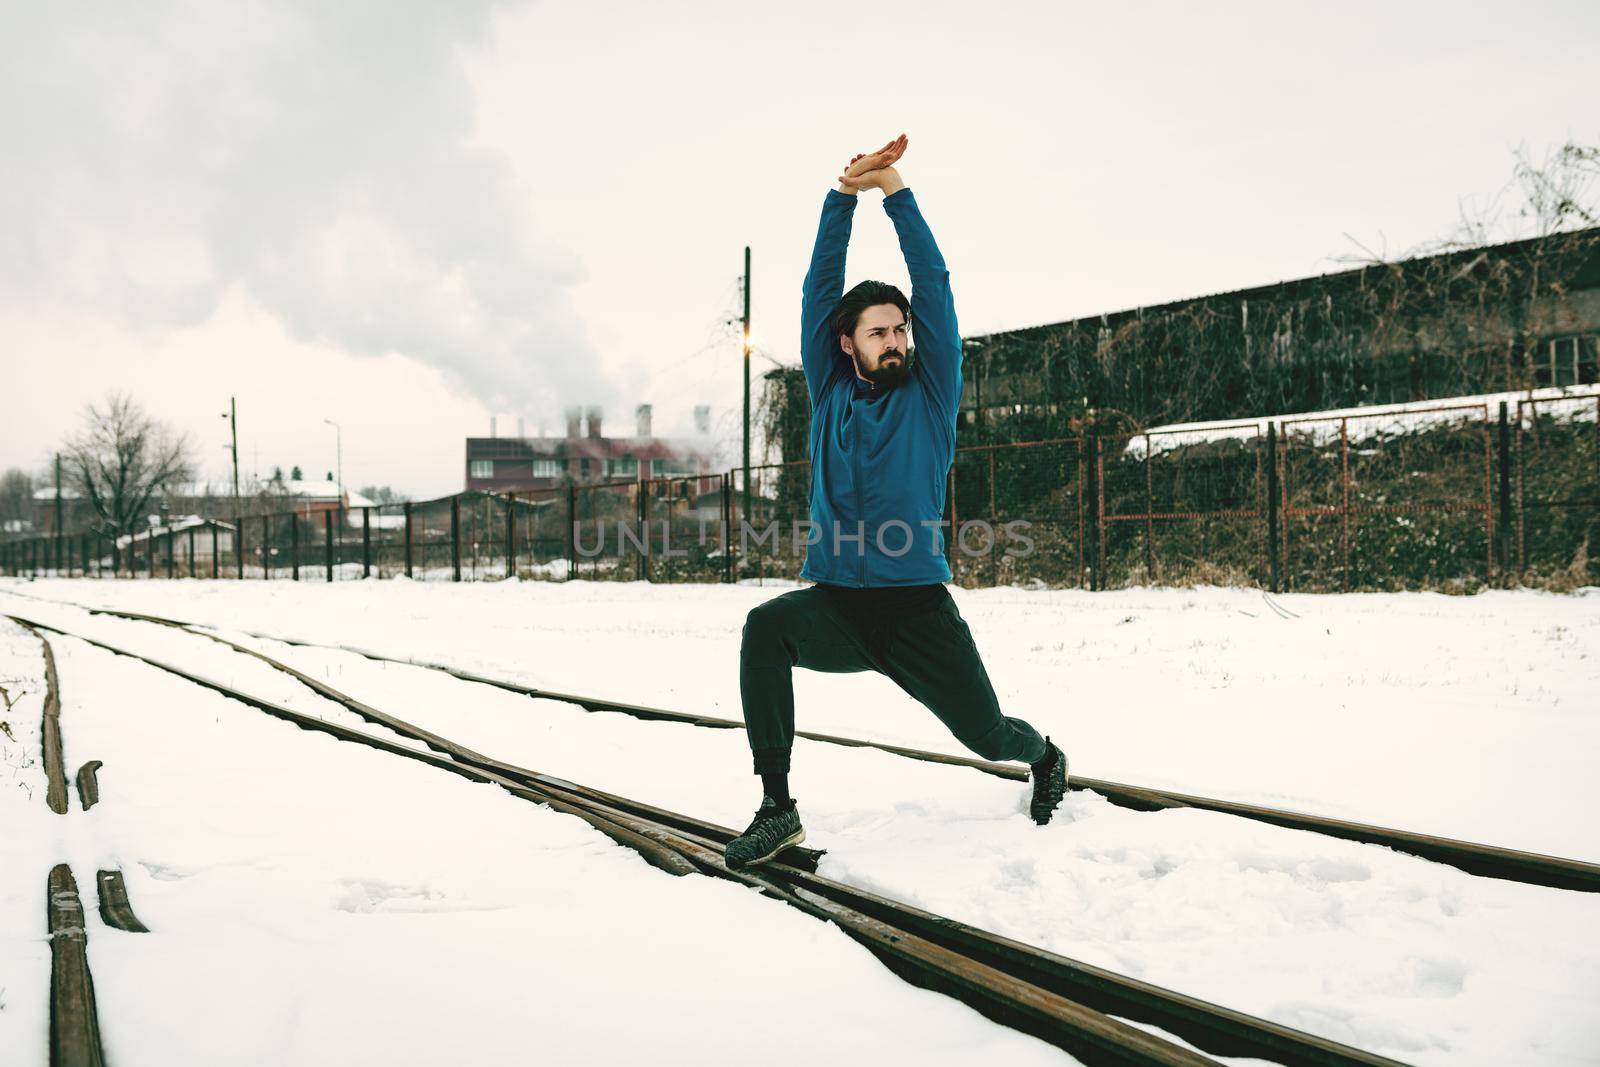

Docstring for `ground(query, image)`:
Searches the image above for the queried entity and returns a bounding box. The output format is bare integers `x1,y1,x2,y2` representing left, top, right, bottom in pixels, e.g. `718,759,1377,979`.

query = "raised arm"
799,136,910,403
799,190,858,403
882,183,962,417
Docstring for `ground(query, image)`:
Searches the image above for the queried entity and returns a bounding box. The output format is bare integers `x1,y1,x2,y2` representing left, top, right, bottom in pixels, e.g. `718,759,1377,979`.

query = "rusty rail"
6,589,1596,895
11,613,1413,1067
48,864,106,1067
94,870,149,933
16,617,71,814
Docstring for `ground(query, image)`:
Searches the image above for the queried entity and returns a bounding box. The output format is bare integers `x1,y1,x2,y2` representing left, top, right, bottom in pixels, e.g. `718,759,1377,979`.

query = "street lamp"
323,418,343,505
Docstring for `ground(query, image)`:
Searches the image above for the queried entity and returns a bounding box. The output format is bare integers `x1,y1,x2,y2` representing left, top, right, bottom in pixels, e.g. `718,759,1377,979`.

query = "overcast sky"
3,0,1596,499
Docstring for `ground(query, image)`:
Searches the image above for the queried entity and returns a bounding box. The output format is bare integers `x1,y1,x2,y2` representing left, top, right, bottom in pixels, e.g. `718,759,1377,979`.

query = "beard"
859,350,910,388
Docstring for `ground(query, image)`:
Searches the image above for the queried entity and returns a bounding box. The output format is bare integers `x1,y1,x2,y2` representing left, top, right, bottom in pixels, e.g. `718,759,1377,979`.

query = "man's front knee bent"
741,599,800,653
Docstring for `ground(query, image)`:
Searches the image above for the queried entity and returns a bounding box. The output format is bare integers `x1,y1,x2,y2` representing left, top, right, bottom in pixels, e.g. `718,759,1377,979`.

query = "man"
725,134,1068,872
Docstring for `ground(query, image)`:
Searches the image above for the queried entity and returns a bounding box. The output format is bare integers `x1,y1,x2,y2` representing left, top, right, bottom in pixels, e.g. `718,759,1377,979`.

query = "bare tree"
1345,139,1600,262
1515,140,1599,237
64,393,195,539
0,468,33,536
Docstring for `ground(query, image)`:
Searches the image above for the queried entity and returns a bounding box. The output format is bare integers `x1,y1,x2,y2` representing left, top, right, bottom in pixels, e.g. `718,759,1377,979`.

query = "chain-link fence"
5,394,1597,592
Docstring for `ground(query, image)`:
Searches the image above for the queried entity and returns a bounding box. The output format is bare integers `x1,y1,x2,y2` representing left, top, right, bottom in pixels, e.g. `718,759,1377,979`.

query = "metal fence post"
722,473,733,584
565,485,576,581
450,496,461,582
187,526,196,578
1496,401,1512,586
362,506,372,579
1265,422,1281,593
636,474,647,582
291,513,300,581
1090,435,1104,591
505,494,516,580
1340,418,1350,593
165,527,174,579
404,502,414,578
325,509,335,582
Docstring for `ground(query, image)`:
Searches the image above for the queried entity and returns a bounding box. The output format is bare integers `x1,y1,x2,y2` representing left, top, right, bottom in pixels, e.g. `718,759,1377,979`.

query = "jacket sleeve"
800,189,859,404
882,187,962,417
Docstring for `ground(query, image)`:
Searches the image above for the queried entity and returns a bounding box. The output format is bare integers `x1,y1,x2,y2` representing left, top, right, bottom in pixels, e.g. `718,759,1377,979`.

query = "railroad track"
8,609,1408,1067
9,617,148,1067
5,588,1596,894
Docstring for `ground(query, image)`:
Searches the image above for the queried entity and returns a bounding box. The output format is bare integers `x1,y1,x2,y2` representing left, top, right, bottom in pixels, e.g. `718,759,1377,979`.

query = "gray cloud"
0,0,611,417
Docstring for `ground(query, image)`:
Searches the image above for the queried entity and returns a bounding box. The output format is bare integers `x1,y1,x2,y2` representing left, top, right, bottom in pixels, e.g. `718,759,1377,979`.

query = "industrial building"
465,404,717,493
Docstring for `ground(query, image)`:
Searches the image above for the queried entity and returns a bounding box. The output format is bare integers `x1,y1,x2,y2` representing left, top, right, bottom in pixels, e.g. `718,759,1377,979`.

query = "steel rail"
9,612,1410,1067
8,589,1596,894
47,864,106,1067
4,589,1596,893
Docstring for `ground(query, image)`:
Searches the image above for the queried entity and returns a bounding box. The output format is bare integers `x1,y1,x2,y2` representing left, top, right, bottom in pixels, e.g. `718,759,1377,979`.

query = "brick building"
465,404,716,493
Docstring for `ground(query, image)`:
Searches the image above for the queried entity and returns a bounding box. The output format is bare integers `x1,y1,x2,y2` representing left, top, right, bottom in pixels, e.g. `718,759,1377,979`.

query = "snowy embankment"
0,608,1068,1066
2,577,1598,1064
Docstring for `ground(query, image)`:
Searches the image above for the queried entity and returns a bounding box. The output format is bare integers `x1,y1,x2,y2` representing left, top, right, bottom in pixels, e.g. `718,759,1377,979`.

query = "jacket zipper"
853,392,866,587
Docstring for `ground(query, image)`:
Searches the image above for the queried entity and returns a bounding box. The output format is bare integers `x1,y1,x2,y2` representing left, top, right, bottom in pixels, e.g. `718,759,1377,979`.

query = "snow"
116,515,235,549
3,575,1599,1064
0,611,1073,1066
1127,384,1600,455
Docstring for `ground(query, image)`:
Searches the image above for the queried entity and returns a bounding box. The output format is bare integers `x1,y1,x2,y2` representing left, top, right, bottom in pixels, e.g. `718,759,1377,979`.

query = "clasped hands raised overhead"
835,133,908,196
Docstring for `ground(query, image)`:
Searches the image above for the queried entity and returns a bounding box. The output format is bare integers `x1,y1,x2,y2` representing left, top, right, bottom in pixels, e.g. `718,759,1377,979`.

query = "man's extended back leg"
875,601,1048,766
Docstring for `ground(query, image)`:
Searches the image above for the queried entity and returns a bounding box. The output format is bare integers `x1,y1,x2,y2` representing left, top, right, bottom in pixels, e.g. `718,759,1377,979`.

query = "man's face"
842,303,910,387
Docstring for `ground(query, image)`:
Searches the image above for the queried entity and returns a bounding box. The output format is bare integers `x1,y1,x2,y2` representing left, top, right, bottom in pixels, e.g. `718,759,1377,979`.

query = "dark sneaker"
1029,738,1069,825
725,797,805,871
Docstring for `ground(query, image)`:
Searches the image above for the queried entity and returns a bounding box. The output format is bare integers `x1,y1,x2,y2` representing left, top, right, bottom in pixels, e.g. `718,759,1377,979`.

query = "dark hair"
830,280,911,347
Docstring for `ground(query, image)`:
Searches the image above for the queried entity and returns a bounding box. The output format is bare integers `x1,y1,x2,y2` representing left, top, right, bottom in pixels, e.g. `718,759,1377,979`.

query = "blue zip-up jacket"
799,186,961,588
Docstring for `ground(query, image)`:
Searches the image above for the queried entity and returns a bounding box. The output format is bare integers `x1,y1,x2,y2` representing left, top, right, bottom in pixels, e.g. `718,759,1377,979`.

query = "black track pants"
739,584,1047,774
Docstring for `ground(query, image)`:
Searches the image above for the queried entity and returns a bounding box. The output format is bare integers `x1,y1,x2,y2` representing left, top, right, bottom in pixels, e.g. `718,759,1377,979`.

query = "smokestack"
694,404,711,435
517,417,525,439
636,403,652,437
586,405,603,439
565,407,582,439
490,416,497,438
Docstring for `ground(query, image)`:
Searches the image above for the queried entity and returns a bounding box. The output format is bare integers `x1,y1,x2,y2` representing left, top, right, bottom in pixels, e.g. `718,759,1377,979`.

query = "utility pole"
223,398,240,564
741,245,752,532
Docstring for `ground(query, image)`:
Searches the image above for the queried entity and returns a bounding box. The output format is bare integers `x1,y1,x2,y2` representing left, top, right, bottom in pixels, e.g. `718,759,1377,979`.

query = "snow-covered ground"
2,576,1599,1064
